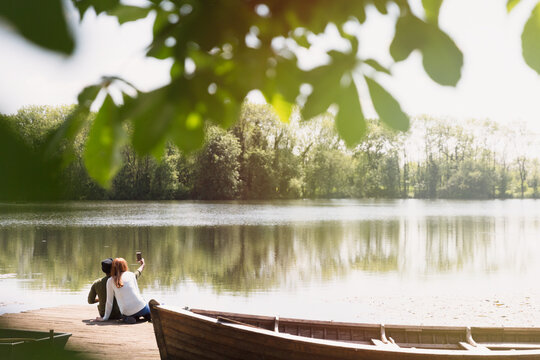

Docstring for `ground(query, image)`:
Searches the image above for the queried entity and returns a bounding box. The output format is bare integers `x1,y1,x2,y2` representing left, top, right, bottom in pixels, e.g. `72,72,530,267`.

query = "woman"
95,257,151,323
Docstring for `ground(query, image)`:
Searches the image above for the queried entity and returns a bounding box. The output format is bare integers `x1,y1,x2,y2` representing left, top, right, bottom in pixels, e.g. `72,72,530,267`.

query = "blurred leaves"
108,5,151,24
0,0,74,54
365,76,409,131
129,86,174,155
72,0,120,18
522,2,540,75
336,80,366,146
391,14,463,86
270,93,293,123
171,111,205,153
84,95,127,188
421,24,463,86
422,0,443,24
507,0,522,13
0,0,476,196
363,58,391,75
0,116,63,200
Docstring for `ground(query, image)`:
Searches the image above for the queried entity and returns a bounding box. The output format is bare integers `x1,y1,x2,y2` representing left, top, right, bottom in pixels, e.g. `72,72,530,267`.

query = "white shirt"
103,271,146,320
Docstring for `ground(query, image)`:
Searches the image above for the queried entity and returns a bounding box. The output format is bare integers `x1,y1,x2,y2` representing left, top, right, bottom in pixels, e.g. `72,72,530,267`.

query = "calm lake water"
2,199,540,325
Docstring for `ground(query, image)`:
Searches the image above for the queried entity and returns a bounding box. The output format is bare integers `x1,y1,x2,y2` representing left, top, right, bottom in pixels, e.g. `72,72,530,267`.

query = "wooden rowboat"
0,328,72,360
149,299,540,359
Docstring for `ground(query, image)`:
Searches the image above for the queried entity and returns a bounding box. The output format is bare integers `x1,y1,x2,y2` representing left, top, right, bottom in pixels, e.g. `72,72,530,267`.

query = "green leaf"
302,65,342,119
294,33,310,48
147,38,174,60
271,93,293,123
373,0,388,14
170,111,205,152
522,2,540,75
107,5,150,24
204,88,240,129
73,0,120,17
336,81,366,146
422,0,443,24
363,59,391,75
390,15,427,62
44,106,91,166
0,117,63,200
391,15,462,86
507,0,521,13
77,85,101,108
274,58,303,102
146,10,175,59
338,29,359,55
0,0,74,54
84,95,126,188
150,138,168,160
355,5,367,23
422,24,463,86
365,76,409,131
128,87,175,155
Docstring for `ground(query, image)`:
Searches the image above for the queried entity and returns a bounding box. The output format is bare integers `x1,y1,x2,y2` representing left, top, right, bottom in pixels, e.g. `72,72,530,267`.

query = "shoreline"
3,291,540,327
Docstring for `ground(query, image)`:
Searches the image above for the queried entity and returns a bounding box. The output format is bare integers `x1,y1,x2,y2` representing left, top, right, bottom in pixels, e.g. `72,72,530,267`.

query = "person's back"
88,275,122,319
106,271,146,317
87,258,122,319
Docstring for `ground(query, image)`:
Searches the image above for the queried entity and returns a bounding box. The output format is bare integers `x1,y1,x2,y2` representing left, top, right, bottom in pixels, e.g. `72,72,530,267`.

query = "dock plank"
0,305,159,359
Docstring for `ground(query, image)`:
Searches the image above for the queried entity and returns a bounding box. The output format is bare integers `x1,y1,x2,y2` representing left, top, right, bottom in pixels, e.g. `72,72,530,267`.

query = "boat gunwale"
0,328,72,346
156,305,540,357
191,308,487,333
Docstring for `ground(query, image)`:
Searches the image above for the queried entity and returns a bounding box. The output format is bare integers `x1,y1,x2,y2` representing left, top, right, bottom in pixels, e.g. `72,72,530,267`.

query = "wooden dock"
0,305,160,359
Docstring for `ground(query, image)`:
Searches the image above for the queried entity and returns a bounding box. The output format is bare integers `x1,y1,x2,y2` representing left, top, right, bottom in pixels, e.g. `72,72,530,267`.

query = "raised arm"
135,258,145,279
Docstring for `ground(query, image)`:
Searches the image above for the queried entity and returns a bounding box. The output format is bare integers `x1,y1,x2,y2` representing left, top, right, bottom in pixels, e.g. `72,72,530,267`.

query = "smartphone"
136,251,142,261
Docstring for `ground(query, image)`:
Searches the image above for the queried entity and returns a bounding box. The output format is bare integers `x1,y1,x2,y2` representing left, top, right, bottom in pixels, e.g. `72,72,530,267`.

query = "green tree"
445,160,494,199
516,156,528,199
176,151,196,198
193,127,242,200
233,104,279,198
150,146,180,199
528,159,540,199
305,146,353,198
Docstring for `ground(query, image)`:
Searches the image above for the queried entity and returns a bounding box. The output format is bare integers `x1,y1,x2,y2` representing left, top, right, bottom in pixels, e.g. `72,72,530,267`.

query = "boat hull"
149,300,540,360
0,328,71,360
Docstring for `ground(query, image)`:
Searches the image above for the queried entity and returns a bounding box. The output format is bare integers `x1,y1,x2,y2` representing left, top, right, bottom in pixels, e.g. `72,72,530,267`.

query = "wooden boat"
149,299,540,359
0,328,72,360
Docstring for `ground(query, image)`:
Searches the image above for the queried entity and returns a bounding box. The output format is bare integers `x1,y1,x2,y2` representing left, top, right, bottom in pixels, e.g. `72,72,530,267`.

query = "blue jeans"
125,303,151,321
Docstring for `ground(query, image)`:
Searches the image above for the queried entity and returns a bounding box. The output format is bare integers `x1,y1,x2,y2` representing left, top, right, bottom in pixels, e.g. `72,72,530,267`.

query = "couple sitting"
88,257,151,324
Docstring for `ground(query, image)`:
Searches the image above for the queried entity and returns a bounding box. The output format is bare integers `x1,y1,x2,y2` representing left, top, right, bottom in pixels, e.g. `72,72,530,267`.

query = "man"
87,257,145,320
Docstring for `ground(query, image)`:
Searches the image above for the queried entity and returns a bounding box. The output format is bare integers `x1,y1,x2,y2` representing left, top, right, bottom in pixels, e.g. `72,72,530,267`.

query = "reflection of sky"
2,199,540,326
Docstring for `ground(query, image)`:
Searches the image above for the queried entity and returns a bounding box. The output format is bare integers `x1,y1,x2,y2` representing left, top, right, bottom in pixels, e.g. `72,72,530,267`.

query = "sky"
1,0,540,130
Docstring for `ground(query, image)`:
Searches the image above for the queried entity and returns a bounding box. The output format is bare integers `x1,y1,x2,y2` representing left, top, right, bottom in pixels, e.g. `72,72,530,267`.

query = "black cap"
101,258,113,274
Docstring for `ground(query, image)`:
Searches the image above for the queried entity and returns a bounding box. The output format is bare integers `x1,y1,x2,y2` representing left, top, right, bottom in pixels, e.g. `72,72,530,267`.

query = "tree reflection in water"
1,212,537,294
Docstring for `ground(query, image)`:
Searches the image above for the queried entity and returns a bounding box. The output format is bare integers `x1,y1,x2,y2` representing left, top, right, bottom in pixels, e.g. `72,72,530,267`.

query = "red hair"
111,258,129,288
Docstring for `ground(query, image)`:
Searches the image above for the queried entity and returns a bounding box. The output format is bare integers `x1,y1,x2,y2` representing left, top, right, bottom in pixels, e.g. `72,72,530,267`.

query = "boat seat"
372,339,400,348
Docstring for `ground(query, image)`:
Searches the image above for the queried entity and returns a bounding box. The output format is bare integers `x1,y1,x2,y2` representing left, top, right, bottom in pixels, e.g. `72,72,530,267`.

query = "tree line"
2,104,539,200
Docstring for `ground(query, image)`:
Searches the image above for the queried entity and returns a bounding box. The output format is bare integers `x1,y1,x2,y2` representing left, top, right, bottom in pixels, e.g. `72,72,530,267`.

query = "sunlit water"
2,199,540,326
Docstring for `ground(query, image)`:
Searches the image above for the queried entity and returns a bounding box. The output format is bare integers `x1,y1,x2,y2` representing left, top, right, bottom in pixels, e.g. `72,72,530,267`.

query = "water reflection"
1,202,540,295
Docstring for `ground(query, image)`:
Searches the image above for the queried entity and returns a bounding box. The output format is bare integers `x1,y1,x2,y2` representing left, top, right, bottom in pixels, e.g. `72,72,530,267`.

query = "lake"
1,199,540,326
